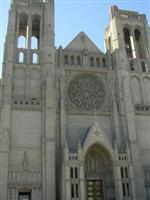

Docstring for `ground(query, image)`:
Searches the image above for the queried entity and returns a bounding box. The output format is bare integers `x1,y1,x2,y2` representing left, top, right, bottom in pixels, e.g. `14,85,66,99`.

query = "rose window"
67,75,106,110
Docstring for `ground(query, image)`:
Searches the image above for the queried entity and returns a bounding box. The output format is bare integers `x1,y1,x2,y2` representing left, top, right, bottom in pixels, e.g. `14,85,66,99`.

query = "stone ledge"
12,99,41,110
135,104,150,115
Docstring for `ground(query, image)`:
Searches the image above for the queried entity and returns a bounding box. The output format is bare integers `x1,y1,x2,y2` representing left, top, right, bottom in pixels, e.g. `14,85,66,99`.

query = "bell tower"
105,6,149,200
0,0,56,200
105,5,150,73
8,0,55,100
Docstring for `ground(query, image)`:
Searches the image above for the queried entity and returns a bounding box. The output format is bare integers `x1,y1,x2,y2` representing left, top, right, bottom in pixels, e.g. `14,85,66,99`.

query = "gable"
65,32,103,53
81,123,114,159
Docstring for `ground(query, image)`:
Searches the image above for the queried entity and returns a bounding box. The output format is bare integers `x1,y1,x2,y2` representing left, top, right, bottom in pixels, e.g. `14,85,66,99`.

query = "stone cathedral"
0,0,150,200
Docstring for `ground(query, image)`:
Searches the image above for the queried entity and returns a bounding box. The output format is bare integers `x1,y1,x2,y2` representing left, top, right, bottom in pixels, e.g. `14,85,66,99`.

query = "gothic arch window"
18,13,28,48
31,15,40,49
134,29,144,58
71,55,75,65
64,55,68,65
32,53,38,64
90,57,94,67
18,35,26,48
31,36,38,49
96,58,100,67
102,58,106,67
121,167,124,178
75,167,78,179
130,60,135,71
125,167,128,178
18,52,24,63
141,61,148,72
108,36,112,52
71,184,75,198
75,184,79,198
70,167,74,179
123,27,133,58
77,56,81,65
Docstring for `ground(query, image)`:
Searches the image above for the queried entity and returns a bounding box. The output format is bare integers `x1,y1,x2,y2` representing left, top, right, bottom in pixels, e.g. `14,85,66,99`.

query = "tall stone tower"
105,6,150,200
0,0,56,199
0,2,150,200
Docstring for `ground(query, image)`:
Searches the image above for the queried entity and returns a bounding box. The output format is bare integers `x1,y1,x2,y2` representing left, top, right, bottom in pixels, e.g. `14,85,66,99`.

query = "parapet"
11,0,48,7
110,5,146,21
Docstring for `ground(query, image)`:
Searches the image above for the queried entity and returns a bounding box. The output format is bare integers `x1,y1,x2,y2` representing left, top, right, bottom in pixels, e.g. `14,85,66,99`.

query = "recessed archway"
84,144,115,200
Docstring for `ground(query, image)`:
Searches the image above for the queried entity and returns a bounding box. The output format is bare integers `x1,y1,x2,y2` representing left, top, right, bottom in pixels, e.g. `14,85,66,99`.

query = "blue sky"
0,0,150,77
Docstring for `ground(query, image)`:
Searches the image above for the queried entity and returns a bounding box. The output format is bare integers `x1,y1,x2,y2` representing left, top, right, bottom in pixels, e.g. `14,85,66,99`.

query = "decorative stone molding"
65,73,110,114
81,123,114,160
67,75,106,110
0,129,10,150
135,104,150,114
12,98,41,110
22,151,29,171
8,152,42,191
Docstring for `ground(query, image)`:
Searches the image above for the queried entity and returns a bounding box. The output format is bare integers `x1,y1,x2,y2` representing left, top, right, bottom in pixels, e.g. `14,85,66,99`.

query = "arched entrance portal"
84,144,115,200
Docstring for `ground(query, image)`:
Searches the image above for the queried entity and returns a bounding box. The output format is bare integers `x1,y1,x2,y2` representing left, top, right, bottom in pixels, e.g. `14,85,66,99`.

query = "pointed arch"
18,35,26,48
123,27,133,58
90,57,94,67
31,36,38,49
134,28,145,58
64,55,68,65
82,123,114,160
18,52,24,63
102,58,106,67
32,53,39,64
96,58,100,67
75,167,78,179
71,55,75,65
18,13,28,49
70,167,74,179
84,143,115,200
77,56,81,65
31,14,41,49
141,61,148,72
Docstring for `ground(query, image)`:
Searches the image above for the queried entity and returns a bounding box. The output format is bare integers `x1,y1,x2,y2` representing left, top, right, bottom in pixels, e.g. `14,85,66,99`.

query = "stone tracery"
67,75,106,110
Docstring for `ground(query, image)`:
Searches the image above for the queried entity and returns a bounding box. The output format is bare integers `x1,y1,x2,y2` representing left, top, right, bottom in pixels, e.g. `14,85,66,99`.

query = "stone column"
66,166,71,200
32,188,36,200
8,188,12,200
80,163,85,200
0,129,10,200
0,6,16,199
36,187,39,200
12,187,17,200
26,13,32,99
129,165,136,200
118,72,146,200
41,1,56,199
115,164,123,200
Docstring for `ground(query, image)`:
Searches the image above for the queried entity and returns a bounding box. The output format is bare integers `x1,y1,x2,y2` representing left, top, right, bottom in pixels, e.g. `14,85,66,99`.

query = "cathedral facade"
0,0,150,200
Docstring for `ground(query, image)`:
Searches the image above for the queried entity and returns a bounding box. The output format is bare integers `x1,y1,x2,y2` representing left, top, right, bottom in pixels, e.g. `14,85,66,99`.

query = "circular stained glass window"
67,75,106,110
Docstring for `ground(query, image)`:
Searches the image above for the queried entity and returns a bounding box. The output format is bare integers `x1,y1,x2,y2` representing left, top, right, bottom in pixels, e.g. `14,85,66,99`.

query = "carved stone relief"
8,151,41,199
